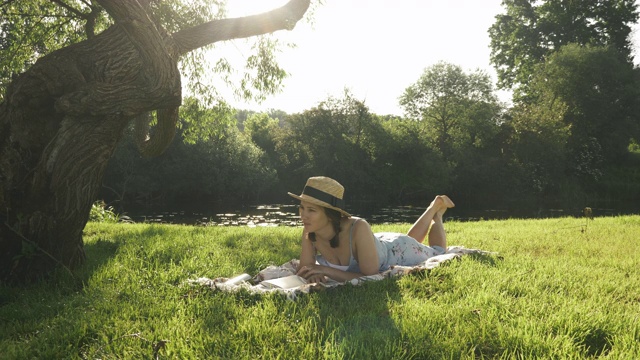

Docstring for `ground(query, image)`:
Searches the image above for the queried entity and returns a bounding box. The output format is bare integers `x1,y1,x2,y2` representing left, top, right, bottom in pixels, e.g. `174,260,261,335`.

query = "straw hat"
288,176,351,217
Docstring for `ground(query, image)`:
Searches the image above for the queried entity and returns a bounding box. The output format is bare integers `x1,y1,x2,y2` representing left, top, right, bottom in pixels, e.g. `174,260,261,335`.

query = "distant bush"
89,201,120,223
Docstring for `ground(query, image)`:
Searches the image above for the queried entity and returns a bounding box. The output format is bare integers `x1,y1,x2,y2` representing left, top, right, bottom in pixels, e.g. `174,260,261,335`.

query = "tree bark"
0,0,310,283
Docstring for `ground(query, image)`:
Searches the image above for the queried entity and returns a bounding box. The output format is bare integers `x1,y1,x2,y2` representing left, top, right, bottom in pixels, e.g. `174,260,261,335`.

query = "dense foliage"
100,60,640,216
488,0,639,92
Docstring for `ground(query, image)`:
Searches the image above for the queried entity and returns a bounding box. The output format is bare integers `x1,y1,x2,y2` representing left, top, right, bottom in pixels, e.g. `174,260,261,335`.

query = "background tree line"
101,51,640,217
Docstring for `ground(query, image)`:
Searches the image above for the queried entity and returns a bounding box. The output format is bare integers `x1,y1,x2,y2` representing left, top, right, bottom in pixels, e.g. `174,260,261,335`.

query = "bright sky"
216,0,640,116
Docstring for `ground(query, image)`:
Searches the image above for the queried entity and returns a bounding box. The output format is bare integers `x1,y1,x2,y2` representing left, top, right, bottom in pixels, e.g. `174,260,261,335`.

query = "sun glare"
226,0,291,17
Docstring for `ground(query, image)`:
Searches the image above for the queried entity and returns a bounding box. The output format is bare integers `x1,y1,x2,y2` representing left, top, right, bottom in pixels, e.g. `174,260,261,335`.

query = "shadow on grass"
0,230,122,300
0,227,132,337
82,223,184,276
0,223,163,320
313,279,408,358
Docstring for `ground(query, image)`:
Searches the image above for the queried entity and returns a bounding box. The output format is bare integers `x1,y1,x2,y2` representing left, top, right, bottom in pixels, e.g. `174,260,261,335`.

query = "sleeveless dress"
315,219,446,273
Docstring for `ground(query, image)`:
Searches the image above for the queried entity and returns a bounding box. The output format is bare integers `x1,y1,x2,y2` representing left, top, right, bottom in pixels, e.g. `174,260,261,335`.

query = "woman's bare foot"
408,195,455,243
429,195,455,210
431,195,455,218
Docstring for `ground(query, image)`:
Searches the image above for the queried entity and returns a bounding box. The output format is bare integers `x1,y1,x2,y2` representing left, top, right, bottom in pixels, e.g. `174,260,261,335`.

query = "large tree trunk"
0,0,310,283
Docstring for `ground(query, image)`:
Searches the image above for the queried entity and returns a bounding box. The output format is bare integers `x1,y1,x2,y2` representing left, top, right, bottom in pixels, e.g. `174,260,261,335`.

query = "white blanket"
188,246,496,301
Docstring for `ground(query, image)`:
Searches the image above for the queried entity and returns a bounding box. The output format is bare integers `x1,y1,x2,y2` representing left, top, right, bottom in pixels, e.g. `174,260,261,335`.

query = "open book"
260,274,308,289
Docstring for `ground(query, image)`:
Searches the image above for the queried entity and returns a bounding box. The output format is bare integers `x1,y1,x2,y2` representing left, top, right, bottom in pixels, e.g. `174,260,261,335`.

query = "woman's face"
299,201,331,233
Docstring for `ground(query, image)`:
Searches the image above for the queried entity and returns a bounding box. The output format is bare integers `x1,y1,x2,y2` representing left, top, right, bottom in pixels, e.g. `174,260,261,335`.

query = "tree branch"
134,107,179,157
172,0,311,55
95,0,181,92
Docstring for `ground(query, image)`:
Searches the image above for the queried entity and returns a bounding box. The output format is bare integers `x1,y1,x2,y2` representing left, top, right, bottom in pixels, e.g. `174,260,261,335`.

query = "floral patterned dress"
315,219,445,273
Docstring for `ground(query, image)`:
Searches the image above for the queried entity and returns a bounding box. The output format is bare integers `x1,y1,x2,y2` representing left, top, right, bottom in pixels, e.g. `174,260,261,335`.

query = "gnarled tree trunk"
0,0,310,283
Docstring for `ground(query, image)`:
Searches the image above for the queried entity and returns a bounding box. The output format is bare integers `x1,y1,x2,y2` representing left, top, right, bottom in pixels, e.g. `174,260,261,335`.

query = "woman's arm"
297,219,381,282
351,219,380,276
297,264,363,283
298,232,316,267
297,237,363,282
297,233,327,283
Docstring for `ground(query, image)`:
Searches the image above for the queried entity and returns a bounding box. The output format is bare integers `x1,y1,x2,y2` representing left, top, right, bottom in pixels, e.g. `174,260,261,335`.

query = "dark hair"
308,207,342,248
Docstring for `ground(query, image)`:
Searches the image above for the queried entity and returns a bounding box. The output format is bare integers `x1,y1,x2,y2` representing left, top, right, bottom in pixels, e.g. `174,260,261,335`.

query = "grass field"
1,215,639,359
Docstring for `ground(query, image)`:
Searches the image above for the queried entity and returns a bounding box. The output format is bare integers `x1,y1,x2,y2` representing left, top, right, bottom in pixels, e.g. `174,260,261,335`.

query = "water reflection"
209,205,301,227
127,204,626,226
130,204,302,227
130,204,425,226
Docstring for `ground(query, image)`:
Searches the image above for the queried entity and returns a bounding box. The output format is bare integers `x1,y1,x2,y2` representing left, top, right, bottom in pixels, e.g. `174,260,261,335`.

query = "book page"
261,275,308,289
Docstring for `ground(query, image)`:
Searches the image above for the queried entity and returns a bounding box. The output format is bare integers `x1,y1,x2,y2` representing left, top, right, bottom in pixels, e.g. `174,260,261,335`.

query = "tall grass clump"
89,200,121,223
1,215,639,359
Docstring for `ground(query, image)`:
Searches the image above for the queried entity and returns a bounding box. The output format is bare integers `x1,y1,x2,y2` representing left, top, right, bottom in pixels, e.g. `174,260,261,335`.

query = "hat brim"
288,192,351,217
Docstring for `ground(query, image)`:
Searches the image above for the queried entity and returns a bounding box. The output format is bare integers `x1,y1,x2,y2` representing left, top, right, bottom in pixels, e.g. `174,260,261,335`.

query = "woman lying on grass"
290,176,455,284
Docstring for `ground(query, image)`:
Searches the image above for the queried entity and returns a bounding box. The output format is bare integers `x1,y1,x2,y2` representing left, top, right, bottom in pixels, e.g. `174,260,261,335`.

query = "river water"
123,203,626,226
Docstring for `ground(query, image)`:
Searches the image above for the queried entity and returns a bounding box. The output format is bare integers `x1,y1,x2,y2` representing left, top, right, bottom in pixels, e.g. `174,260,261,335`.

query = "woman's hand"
296,264,326,283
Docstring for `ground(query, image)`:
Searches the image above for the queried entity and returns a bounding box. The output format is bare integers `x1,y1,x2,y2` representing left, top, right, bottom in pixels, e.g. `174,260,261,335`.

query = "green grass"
1,216,639,359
